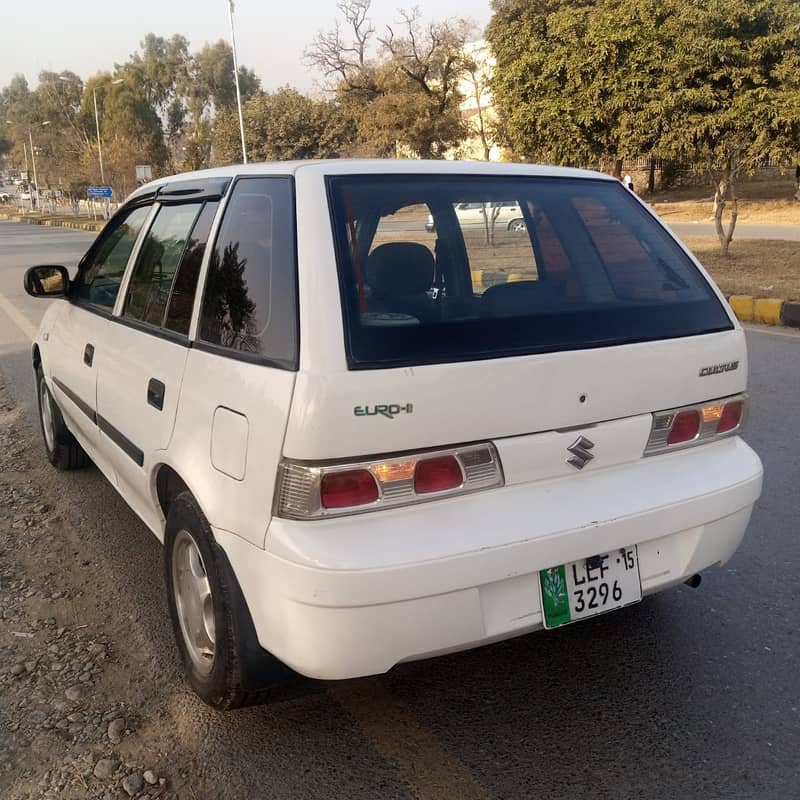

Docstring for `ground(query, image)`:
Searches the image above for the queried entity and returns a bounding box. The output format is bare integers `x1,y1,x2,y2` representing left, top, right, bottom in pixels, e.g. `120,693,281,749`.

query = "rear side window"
122,203,203,326
73,205,151,310
328,175,732,369
164,202,219,335
198,177,298,369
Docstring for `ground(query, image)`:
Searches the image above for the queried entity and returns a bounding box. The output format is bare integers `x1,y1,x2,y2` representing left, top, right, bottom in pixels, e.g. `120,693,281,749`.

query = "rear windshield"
327,175,732,369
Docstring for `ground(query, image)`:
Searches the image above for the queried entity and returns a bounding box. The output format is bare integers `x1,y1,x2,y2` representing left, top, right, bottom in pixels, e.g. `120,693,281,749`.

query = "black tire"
35,367,90,470
507,218,526,232
164,491,296,710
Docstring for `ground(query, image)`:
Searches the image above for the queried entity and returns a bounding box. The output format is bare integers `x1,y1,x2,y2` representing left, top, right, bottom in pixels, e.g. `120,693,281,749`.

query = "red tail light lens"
321,469,378,508
275,443,503,519
667,410,701,445
645,394,748,456
717,400,743,433
414,455,463,494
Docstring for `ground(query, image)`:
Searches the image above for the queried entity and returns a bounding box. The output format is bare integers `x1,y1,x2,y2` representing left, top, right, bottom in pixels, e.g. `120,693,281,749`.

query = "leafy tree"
306,0,472,158
181,40,261,170
213,87,353,163
487,0,800,253
650,0,800,253
487,0,632,168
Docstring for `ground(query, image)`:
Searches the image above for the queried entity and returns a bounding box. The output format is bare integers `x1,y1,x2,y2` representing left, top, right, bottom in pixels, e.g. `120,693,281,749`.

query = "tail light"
274,443,503,520
645,394,747,455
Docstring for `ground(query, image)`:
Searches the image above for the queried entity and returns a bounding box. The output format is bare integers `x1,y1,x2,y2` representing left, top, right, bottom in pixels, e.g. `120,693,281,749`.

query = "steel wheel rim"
40,379,55,452
172,529,216,675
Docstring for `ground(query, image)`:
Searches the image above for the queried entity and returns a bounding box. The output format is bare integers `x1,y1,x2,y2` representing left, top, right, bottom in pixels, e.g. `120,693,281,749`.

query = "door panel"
47,304,114,477
95,325,189,532
93,200,216,533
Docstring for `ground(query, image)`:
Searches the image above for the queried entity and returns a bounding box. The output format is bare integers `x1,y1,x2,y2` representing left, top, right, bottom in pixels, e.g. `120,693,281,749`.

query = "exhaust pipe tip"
684,573,702,589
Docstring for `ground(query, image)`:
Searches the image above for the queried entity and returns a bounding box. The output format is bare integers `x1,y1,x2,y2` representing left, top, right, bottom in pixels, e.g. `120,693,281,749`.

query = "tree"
487,0,650,168
487,0,800,254
650,0,800,254
306,0,472,158
461,41,497,161
213,87,353,164
181,40,261,170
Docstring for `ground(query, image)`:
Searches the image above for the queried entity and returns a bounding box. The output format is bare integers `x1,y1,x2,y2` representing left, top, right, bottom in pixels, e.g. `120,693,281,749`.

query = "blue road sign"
87,185,113,198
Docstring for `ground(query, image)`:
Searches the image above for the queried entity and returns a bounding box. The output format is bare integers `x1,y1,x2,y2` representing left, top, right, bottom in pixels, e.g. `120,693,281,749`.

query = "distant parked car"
425,200,527,233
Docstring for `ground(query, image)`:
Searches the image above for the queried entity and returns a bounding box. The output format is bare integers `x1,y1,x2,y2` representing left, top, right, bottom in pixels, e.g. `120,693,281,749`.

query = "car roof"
126,160,615,203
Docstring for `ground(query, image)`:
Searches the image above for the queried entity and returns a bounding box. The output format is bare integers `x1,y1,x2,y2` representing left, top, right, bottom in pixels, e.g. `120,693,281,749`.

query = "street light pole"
226,0,248,164
92,88,105,184
28,129,40,211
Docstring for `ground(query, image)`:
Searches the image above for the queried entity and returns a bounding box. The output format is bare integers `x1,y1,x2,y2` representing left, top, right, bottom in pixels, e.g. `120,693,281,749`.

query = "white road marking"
0,290,36,342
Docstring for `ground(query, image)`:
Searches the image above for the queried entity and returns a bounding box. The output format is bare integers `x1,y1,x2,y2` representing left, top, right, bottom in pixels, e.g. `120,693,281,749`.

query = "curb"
727,295,800,329
0,212,105,232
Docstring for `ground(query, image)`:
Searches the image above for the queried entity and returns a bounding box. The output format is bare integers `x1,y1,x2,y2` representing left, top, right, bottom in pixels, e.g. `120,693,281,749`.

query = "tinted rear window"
328,175,732,369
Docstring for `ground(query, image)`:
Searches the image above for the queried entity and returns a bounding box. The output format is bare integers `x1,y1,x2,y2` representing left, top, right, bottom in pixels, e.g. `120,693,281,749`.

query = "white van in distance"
24,160,763,709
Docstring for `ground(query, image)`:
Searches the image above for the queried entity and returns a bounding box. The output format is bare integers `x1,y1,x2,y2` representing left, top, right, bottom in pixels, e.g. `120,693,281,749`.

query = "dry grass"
682,236,800,300
651,177,800,224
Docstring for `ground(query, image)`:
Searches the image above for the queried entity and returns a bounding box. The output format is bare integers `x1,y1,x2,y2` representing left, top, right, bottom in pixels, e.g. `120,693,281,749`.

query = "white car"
425,200,526,232
25,160,762,709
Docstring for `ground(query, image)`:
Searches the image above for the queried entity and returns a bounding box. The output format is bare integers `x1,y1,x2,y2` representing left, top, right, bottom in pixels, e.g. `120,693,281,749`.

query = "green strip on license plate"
539,565,571,628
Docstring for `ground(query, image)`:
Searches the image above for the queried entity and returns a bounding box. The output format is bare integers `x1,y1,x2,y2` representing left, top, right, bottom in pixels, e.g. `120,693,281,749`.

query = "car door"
94,197,220,533
47,203,152,479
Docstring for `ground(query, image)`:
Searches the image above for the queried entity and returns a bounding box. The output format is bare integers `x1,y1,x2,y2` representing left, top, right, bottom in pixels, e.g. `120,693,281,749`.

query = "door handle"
147,378,165,411
83,343,94,367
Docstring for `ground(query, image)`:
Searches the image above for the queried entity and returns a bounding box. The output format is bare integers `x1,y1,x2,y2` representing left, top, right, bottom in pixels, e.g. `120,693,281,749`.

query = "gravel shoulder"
0,372,176,799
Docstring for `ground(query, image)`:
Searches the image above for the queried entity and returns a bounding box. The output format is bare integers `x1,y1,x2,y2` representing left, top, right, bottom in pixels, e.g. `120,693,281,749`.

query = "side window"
122,203,202,327
198,177,297,368
164,202,219,335
74,205,150,310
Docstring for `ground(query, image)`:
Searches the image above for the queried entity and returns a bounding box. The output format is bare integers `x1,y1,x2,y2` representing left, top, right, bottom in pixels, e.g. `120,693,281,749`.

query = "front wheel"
164,492,294,709
36,367,90,470
507,218,527,232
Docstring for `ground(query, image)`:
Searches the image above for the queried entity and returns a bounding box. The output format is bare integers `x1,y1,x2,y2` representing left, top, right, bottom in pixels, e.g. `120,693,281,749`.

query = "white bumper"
216,437,762,680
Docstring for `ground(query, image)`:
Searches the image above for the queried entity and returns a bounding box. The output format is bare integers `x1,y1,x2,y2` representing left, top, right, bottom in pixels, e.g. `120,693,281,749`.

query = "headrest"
481,279,562,317
366,243,434,296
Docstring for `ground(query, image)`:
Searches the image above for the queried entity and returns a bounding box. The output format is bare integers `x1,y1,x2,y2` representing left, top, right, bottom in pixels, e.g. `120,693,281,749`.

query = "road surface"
668,221,800,241
0,222,798,799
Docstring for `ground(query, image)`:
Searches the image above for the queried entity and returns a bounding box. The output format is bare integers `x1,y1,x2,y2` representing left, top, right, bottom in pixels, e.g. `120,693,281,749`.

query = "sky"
0,0,493,92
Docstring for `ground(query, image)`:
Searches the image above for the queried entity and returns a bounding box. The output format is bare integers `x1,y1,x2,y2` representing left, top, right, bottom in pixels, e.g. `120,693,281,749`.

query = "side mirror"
24,265,70,298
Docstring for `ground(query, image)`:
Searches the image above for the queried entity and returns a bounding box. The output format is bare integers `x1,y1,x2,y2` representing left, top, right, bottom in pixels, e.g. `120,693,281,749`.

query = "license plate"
539,547,641,629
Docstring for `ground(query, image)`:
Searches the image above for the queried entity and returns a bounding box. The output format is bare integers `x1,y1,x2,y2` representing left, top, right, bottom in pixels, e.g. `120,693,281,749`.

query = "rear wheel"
36,367,90,470
164,492,294,709
507,218,526,232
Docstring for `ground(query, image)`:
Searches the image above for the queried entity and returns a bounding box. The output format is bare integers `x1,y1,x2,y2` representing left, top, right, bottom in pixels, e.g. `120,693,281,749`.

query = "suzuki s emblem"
567,436,595,470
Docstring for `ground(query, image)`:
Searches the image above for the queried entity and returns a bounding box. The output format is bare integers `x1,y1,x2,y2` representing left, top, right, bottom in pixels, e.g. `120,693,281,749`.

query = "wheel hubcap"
40,379,55,452
172,530,216,674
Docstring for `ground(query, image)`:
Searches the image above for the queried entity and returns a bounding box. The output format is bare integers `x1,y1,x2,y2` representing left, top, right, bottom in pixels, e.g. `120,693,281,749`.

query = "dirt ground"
682,237,800,301
650,176,800,225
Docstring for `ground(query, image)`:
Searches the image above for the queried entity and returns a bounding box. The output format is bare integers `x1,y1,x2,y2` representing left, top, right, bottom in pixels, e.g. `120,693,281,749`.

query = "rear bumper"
217,437,762,680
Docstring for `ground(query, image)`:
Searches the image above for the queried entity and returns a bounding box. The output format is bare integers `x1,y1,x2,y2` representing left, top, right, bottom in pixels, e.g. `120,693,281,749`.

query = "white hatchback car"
25,160,762,709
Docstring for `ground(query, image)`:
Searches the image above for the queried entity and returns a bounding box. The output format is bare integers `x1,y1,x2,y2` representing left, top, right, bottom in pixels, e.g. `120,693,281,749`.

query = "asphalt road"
1,222,798,799
668,221,800,241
